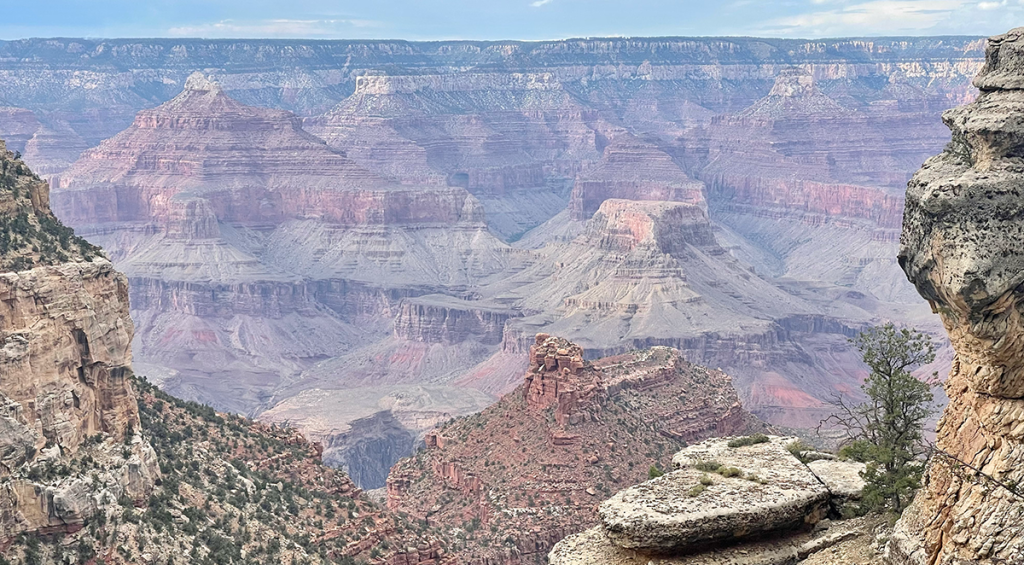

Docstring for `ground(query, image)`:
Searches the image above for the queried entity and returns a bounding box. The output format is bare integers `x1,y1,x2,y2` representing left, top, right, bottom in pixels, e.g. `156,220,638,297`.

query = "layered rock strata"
0,140,158,541
888,27,1024,565
476,197,869,427
50,74,510,441
385,336,757,563
308,71,602,239
568,139,707,220
550,436,867,565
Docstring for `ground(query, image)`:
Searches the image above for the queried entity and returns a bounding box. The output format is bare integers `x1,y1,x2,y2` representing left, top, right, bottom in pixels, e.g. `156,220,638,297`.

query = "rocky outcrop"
550,436,868,565
393,295,521,346
0,261,138,455
0,140,158,541
888,27,1024,565
602,437,829,551
385,337,759,563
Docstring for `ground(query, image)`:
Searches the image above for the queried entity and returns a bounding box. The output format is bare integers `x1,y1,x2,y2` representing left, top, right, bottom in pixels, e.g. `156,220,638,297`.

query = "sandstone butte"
385,333,760,564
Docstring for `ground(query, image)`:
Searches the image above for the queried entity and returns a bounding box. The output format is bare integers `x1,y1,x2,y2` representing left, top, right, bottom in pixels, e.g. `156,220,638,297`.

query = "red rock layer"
689,68,923,229
385,336,755,564
568,141,706,220
52,73,482,228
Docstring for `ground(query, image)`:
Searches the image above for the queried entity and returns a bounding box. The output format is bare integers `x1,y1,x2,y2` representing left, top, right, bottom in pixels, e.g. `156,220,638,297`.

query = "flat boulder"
549,524,806,565
599,436,829,551
807,459,867,502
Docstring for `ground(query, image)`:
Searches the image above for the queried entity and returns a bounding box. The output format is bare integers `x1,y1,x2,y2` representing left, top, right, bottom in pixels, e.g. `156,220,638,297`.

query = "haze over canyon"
0,35,982,488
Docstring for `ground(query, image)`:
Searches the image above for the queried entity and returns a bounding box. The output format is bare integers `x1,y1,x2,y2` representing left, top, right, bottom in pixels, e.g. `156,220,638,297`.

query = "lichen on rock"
889,26,1024,565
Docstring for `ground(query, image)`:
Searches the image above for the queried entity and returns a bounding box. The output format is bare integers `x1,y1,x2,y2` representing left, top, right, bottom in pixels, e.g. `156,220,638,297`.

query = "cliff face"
889,28,1024,565
567,140,707,221
0,140,157,541
385,335,755,564
307,71,600,239
48,74,510,428
1,36,987,477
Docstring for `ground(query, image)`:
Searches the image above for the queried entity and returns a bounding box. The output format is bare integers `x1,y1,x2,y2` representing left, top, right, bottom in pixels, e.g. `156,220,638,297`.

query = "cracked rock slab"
599,436,829,551
807,459,866,502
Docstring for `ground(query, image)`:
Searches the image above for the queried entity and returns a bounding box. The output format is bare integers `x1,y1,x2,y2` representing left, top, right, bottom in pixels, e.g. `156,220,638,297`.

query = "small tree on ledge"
822,323,937,514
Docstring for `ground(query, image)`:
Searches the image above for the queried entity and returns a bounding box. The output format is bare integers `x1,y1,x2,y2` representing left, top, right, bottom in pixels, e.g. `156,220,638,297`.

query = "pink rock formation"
386,338,755,563
568,140,707,221
307,72,603,239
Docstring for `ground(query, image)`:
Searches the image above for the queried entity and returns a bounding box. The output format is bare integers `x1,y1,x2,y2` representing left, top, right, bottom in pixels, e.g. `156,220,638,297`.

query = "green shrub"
727,434,770,448
693,461,721,472
687,484,707,497
716,466,742,478
648,465,665,479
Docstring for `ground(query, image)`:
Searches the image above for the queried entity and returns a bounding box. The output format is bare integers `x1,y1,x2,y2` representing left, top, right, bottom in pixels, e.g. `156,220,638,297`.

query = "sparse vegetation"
694,461,721,473
0,147,101,271
786,440,815,464
823,323,937,514
727,434,769,448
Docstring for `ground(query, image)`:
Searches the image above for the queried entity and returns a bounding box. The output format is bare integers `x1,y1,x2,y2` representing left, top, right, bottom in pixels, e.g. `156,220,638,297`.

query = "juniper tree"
823,323,936,513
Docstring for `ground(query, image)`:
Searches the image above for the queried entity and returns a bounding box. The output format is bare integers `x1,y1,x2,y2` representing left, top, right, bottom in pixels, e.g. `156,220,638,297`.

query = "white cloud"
977,0,1006,8
168,19,380,38
531,0,555,6
756,0,973,36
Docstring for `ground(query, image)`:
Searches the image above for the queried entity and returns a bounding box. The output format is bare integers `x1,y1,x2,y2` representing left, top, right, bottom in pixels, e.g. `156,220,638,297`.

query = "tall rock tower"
890,27,1024,565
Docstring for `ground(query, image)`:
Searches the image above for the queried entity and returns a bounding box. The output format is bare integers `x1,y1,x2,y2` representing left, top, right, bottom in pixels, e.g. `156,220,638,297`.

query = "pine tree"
824,323,936,513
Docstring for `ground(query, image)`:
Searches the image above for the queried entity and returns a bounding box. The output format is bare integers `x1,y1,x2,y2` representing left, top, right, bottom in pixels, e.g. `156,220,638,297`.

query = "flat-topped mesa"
568,141,708,221
769,67,816,97
888,27,1024,565
524,334,600,425
585,198,721,255
740,67,850,120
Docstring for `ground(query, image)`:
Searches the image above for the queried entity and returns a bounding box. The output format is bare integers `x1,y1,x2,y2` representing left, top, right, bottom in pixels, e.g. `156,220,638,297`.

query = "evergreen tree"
824,323,936,513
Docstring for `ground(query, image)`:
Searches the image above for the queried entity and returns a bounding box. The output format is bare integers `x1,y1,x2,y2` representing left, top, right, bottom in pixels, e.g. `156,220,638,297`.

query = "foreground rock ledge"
553,436,868,563
889,27,1024,565
601,437,828,551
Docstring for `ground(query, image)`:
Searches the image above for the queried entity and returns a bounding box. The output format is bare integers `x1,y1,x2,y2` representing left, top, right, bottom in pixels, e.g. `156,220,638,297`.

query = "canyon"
385,334,759,563
0,143,449,564
0,35,986,487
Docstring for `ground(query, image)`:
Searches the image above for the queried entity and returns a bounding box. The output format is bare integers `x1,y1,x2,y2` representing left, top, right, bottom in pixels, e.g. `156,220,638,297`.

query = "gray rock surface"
889,26,1024,565
807,459,867,502
599,436,829,551
550,516,875,565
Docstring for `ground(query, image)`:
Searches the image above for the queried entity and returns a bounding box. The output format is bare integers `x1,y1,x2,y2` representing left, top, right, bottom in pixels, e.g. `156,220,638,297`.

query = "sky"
1,0,1020,41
